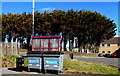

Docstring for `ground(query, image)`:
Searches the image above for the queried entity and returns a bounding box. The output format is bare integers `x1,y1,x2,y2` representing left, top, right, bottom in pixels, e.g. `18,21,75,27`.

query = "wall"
99,44,120,54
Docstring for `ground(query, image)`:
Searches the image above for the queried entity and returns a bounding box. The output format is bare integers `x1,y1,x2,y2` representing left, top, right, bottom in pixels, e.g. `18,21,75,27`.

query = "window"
107,44,110,47
102,51,105,53
108,51,111,53
102,44,105,46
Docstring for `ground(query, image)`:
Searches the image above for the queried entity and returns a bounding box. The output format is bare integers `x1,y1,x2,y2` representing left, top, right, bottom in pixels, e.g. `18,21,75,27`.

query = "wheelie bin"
42,51,64,74
26,51,42,72
16,57,24,71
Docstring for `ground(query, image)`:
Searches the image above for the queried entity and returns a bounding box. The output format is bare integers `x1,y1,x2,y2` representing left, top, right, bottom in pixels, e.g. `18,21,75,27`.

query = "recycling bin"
16,57,24,71
42,51,64,74
27,51,43,72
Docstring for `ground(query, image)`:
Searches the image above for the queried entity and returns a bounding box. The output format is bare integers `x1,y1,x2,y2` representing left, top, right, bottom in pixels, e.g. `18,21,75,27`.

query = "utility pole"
32,0,35,36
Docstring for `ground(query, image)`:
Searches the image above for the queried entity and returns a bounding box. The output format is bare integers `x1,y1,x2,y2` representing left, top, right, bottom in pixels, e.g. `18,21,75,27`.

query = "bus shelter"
31,36,61,51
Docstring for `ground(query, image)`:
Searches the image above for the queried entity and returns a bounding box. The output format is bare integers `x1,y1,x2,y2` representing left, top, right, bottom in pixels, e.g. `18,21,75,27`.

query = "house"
99,37,120,54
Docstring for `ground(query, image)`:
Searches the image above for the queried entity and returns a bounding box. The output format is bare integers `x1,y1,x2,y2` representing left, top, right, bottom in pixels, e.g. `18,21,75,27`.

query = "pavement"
1,68,95,76
1,68,119,76
1,68,117,76
2,68,21,74
2,68,41,74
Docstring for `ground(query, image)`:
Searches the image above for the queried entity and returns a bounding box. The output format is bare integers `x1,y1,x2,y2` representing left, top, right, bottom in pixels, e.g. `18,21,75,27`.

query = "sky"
1,0,120,2
1,2,119,37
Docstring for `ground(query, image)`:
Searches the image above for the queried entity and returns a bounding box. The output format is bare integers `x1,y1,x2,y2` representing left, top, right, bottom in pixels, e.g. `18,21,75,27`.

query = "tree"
2,9,116,51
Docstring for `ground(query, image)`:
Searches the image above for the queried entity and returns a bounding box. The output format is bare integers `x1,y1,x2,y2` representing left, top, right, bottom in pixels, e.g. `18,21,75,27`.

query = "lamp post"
32,0,35,36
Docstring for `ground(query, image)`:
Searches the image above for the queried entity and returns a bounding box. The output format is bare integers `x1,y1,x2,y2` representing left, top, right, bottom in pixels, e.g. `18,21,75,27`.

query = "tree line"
2,9,117,51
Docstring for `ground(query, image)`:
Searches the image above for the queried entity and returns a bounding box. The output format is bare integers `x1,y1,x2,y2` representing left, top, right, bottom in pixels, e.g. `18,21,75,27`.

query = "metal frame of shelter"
31,36,61,51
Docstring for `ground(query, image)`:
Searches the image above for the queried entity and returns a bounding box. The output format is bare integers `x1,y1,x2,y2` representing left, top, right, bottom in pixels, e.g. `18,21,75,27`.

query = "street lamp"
32,0,35,36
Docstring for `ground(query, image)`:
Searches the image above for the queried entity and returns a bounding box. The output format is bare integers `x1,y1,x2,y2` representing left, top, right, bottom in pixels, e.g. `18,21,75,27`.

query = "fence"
1,42,18,55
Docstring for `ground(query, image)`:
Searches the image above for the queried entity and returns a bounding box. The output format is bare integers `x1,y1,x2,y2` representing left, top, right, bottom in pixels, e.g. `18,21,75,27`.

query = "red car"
110,48,120,58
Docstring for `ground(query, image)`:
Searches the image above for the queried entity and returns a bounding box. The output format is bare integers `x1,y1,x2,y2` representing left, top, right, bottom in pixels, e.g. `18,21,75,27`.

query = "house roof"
102,37,120,44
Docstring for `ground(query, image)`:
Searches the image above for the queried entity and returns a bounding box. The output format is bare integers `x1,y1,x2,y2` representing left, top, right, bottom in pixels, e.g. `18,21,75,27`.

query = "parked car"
109,48,120,58
98,53,104,57
98,48,120,58
104,54,111,57
98,53,110,57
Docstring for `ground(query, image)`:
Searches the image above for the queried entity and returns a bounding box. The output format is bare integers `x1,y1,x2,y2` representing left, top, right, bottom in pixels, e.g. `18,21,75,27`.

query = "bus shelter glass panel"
51,39,58,47
34,39,40,48
42,39,48,48
51,39,58,51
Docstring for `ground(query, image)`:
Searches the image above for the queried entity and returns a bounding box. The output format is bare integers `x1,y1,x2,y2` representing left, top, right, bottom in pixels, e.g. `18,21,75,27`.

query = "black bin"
16,57,24,71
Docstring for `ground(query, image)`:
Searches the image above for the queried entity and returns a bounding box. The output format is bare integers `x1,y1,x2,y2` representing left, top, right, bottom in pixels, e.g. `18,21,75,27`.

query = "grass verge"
63,58,119,75
2,55,20,67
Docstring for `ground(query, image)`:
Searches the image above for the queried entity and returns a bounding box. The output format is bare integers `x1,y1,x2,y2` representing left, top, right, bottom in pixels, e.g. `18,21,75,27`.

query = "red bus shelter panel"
32,36,61,51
